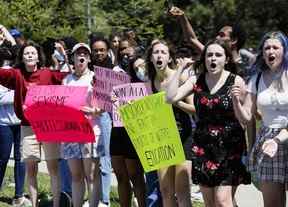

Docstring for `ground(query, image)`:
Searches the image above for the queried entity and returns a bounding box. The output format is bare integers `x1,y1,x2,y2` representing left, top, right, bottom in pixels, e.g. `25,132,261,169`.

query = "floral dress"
191,73,251,187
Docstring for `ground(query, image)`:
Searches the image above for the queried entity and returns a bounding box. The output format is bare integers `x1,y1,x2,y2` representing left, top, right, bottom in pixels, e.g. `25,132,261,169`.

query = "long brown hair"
14,40,46,71
146,39,176,85
196,39,237,75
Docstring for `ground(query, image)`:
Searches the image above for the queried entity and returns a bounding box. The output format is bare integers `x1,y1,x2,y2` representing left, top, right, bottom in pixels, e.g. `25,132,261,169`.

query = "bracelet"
273,137,281,144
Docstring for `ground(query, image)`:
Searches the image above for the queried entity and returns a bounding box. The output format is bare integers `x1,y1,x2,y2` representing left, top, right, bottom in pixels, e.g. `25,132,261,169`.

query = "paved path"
8,160,288,206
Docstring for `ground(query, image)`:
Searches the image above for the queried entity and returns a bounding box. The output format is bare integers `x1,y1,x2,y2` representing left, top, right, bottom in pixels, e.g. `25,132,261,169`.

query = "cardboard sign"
119,92,185,172
24,85,94,143
112,82,152,127
93,66,130,112
24,85,88,109
25,104,95,143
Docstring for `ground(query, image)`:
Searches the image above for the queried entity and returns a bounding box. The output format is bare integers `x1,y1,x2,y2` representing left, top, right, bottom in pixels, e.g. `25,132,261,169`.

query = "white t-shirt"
247,72,288,128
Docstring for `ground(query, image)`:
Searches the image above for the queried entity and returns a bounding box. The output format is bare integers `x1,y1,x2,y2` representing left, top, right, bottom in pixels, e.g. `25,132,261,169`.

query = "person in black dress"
165,40,251,207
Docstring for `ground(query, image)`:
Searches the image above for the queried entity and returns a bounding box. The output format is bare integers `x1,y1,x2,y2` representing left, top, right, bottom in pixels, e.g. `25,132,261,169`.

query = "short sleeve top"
247,72,288,128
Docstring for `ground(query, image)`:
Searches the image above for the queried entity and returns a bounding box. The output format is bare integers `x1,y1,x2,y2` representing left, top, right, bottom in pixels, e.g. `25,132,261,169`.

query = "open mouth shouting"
79,58,85,63
210,62,217,68
268,55,275,63
156,60,163,66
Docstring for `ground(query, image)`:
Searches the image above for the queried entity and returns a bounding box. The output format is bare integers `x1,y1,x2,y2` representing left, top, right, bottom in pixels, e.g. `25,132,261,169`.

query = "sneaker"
190,190,204,202
12,196,32,207
60,191,72,207
82,200,89,207
98,201,109,207
132,197,138,207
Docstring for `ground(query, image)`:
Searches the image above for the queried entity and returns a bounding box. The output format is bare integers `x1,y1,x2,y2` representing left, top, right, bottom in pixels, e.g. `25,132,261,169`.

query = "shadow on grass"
0,197,12,205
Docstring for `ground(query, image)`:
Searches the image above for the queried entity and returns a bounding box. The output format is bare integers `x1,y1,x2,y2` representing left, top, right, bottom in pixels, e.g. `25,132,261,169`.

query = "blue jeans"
145,171,162,207
59,159,72,193
99,112,112,204
0,125,25,198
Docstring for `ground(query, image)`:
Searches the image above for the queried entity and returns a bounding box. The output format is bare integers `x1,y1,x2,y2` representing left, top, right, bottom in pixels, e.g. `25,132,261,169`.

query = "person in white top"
61,43,104,207
232,31,288,207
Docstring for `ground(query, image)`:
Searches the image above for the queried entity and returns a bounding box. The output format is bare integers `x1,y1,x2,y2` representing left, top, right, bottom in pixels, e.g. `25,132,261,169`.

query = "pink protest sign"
93,66,131,112
24,85,88,109
112,82,152,127
24,104,95,143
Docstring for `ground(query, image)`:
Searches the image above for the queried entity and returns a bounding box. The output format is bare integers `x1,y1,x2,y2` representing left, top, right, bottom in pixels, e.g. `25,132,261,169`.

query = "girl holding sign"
165,40,251,207
146,39,194,207
0,40,68,207
61,43,105,207
110,38,146,207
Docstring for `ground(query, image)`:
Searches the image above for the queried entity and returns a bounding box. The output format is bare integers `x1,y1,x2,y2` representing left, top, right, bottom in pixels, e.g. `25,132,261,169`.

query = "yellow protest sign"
119,92,185,172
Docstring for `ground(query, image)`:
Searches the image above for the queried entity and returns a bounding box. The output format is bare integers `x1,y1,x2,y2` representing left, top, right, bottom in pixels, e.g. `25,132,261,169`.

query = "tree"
0,0,288,48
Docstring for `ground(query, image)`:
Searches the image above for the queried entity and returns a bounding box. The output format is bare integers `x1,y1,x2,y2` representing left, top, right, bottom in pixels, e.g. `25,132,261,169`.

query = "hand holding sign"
24,85,95,143
24,85,88,109
25,104,95,143
93,66,131,112
81,106,103,117
119,92,185,172
112,82,152,127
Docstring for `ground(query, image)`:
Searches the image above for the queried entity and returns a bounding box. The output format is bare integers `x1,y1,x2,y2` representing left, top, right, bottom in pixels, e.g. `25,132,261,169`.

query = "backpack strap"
255,72,262,92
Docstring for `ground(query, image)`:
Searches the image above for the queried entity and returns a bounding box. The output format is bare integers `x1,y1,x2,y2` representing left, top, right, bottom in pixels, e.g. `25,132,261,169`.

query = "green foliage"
96,0,166,41
0,0,288,48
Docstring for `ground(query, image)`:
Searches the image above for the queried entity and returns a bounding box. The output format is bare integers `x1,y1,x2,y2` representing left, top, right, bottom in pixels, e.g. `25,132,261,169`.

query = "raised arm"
165,59,195,103
0,69,18,90
0,24,16,46
168,6,204,52
50,70,70,84
231,76,257,124
175,94,195,114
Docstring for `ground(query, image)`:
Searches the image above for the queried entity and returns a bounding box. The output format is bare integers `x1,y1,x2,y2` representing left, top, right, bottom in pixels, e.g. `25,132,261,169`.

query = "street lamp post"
86,0,92,43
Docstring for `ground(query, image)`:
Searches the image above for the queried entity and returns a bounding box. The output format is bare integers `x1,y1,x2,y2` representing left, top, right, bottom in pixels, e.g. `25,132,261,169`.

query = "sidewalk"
8,160,288,206
235,184,263,206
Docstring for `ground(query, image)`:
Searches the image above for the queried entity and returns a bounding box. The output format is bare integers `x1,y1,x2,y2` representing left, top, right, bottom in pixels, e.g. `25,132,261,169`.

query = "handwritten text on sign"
24,85,88,109
24,86,94,143
93,66,130,112
112,83,152,127
25,104,95,143
119,92,185,172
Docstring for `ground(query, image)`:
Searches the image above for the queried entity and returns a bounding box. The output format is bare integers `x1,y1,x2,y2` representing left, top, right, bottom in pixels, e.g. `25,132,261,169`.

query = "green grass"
192,202,204,207
0,167,51,207
0,167,204,207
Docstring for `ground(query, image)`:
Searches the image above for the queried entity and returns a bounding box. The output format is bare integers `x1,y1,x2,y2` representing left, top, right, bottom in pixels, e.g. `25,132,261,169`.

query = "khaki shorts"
21,126,60,161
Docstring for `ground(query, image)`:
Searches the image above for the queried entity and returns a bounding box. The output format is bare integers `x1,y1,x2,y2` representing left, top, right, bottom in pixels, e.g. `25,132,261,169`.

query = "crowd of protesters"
0,5,287,207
